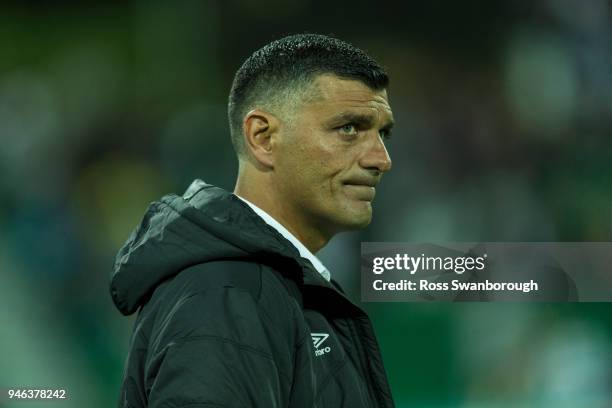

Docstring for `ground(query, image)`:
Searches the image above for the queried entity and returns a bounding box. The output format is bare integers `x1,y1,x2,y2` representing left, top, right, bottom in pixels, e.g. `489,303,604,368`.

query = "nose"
359,133,392,174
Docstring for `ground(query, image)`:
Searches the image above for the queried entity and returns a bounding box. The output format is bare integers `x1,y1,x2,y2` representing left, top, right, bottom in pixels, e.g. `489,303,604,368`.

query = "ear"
243,109,278,168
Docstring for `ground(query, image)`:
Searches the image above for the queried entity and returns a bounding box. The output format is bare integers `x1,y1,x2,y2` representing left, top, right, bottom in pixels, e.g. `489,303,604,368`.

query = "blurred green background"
1,1,611,407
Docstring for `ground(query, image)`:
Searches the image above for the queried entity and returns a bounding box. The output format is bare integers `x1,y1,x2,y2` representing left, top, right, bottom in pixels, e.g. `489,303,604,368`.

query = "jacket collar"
234,194,331,282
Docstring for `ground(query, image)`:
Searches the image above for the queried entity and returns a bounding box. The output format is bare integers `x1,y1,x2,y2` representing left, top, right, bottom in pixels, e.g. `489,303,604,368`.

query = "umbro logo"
311,333,331,357
311,333,328,349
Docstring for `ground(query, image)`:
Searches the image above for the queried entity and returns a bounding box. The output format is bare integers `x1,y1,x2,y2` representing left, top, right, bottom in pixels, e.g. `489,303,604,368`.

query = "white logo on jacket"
311,333,331,356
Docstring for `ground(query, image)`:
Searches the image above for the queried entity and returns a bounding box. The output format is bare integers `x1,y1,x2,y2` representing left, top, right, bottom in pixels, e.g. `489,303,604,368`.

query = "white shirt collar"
235,195,331,281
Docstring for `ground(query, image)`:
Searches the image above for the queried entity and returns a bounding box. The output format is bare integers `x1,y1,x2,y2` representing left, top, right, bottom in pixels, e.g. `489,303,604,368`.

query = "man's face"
273,74,393,237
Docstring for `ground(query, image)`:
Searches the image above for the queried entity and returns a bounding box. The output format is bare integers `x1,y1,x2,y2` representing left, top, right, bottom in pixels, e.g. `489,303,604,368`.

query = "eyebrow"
327,112,395,131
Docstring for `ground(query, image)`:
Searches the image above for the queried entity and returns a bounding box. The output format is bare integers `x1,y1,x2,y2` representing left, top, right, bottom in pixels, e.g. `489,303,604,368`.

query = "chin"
347,219,372,230
338,208,373,230
319,200,373,232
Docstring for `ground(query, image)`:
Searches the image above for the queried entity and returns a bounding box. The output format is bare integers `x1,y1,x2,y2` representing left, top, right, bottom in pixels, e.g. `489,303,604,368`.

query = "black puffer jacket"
111,180,394,408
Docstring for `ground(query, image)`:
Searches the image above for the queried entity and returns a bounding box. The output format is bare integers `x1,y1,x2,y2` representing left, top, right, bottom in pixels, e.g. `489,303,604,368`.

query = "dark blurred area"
1,1,611,407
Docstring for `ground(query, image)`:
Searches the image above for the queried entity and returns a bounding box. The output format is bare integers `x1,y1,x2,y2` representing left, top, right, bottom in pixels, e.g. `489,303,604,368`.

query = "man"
111,33,395,407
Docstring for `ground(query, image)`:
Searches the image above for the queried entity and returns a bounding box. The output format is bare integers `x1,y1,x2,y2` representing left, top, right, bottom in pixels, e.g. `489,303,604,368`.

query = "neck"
234,165,330,253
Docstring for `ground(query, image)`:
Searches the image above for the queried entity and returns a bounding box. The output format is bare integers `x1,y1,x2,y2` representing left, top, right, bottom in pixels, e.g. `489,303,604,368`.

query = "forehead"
305,74,393,121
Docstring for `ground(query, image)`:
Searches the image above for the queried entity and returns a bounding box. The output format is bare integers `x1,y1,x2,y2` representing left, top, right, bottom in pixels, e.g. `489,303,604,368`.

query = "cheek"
279,130,348,194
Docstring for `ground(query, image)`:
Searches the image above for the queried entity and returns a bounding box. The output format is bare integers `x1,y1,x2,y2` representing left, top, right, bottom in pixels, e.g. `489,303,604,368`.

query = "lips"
342,177,378,201
342,176,379,188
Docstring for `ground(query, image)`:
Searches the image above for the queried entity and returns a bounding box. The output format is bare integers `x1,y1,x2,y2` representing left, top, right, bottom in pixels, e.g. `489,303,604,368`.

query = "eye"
338,123,359,136
379,128,393,140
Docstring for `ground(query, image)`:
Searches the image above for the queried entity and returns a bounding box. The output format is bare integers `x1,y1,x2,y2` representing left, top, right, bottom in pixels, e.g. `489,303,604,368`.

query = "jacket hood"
110,179,327,316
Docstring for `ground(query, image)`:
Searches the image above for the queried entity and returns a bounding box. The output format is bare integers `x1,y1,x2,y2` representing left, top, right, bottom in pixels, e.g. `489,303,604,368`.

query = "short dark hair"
227,33,389,157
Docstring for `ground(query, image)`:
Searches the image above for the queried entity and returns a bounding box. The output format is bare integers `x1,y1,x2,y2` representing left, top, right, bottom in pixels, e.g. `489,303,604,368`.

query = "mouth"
342,179,378,201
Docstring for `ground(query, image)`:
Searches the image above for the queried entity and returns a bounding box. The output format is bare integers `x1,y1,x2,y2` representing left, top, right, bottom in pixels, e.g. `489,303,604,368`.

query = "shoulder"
168,260,300,306
175,260,264,299
142,260,306,361
146,259,304,333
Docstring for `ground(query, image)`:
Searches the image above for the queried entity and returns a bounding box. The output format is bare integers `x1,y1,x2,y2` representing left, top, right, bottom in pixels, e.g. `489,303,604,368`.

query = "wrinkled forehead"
307,74,393,122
